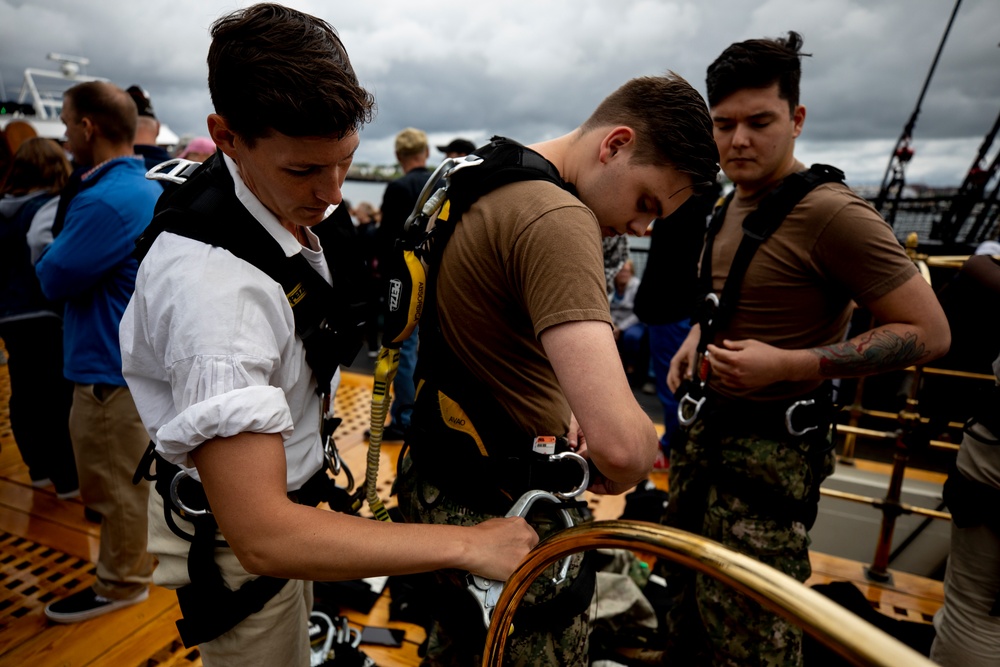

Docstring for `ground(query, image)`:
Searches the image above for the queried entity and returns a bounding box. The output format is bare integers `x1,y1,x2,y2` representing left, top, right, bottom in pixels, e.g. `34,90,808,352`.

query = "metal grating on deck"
333,376,375,443
0,530,94,625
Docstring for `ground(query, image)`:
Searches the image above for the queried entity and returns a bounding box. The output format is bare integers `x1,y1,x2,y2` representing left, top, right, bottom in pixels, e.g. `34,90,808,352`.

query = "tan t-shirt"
435,179,612,435
708,170,918,400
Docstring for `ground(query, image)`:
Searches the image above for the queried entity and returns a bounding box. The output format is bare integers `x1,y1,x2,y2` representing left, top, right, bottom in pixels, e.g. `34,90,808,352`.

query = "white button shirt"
120,154,341,490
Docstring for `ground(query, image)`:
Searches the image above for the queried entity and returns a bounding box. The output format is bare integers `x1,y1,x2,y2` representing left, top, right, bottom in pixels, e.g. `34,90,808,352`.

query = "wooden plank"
339,594,425,667
809,551,944,604
360,638,423,667
0,504,98,563
88,597,194,667
846,458,947,485
339,590,427,643
808,550,943,624
808,571,942,622
0,477,96,536
0,584,180,667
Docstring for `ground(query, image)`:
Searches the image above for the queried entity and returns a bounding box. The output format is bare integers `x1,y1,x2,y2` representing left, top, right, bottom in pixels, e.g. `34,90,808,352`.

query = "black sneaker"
45,586,149,623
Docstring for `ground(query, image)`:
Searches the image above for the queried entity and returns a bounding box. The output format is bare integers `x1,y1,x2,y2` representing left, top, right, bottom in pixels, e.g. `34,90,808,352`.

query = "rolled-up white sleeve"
123,234,309,471
156,384,294,466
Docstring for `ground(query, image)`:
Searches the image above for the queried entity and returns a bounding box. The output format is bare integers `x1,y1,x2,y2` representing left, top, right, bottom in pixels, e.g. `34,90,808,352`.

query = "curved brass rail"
483,521,936,667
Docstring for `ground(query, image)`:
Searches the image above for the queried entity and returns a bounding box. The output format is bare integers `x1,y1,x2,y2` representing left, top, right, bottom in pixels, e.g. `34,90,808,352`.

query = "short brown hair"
63,81,137,146
582,73,718,192
2,138,71,196
207,3,376,144
707,31,808,112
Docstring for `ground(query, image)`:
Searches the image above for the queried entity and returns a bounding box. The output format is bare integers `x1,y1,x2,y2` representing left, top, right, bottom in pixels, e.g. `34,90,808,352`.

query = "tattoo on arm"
813,330,926,377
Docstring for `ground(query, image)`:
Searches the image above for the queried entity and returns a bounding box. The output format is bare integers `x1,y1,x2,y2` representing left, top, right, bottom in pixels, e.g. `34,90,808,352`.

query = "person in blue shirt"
36,80,161,624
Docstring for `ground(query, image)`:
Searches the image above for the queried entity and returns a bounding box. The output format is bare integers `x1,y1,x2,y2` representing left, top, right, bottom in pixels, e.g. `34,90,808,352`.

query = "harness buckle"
169,470,211,517
785,398,818,436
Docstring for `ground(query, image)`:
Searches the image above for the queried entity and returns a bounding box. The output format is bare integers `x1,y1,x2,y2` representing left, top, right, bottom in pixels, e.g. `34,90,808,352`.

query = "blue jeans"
620,322,647,371
390,326,418,428
648,319,692,453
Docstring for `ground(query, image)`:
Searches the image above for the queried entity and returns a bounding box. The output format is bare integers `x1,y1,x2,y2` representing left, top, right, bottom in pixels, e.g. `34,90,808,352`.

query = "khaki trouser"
69,383,154,599
148,488,313,666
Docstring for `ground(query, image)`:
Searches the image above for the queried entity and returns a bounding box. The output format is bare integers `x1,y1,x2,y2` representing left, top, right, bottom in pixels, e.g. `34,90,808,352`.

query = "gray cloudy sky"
2,0,998,186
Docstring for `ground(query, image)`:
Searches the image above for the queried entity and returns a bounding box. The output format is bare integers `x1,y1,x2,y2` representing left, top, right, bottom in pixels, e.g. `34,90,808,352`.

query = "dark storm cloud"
2,0,997,184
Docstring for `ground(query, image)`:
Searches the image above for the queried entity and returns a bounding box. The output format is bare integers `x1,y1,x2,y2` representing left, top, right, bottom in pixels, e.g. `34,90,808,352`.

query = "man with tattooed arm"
661,32,951,666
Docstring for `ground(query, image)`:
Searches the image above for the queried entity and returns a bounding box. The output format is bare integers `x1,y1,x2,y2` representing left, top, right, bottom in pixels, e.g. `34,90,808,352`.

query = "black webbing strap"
134,154,365,388
175,522,290,647
696,164,845,352
132,442,290,646
442,136,569,226
411,137,575,467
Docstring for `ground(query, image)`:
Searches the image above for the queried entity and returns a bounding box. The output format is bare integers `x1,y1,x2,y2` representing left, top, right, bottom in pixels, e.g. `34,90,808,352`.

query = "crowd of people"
0,3,997,666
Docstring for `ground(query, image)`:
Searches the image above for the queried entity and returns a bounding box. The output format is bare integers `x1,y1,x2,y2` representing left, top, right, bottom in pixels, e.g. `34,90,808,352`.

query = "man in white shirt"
119,4,536,665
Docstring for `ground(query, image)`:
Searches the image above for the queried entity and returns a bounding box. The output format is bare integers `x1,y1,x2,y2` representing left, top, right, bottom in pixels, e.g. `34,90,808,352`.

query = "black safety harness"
131,153,367,647
395,138,593,511
386,137,597,624
675,164,846,529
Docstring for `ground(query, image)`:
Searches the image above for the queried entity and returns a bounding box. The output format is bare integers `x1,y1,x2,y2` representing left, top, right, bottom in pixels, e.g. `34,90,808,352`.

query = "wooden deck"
0,362,943,666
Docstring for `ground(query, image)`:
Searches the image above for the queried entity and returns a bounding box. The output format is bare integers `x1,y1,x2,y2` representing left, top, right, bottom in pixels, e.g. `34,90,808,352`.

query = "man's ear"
600,126,636,163
80,116,95,142
792,104,806,139
207,114,239,159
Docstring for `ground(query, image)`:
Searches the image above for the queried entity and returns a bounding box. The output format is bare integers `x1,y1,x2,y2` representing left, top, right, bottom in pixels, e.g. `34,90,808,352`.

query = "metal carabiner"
785,398,819,436
701,292,720,328
323,437,355,493
466,489,577,628
549,450,590,499
145,158,203,185
169,469,211,517
677,391,706,427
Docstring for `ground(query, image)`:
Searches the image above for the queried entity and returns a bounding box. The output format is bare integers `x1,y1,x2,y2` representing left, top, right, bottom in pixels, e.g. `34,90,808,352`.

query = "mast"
873,0,962,226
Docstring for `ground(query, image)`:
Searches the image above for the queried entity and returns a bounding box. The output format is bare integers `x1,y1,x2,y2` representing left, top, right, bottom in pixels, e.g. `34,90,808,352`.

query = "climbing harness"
676,163,846,430
367,137,598,625
133,153,366,645
365,137,590,518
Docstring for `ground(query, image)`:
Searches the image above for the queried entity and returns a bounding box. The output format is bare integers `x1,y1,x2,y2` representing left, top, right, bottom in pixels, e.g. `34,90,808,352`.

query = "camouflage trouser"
394,455,591,667
660,419,835,667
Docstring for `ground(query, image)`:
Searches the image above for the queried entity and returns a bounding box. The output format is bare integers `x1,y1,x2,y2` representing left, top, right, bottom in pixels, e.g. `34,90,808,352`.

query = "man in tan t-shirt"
664,31,951,666
394,74,720,665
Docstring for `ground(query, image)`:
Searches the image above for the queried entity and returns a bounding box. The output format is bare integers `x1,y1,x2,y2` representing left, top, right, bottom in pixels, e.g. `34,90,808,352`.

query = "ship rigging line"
874,0,963,224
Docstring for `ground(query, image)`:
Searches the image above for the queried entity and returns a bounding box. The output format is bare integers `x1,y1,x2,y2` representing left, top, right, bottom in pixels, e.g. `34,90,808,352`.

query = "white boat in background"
0,52,179,147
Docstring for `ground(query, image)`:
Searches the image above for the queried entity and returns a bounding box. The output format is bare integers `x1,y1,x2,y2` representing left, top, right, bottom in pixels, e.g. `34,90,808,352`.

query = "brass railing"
482,521,936,666
828,360,994,581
